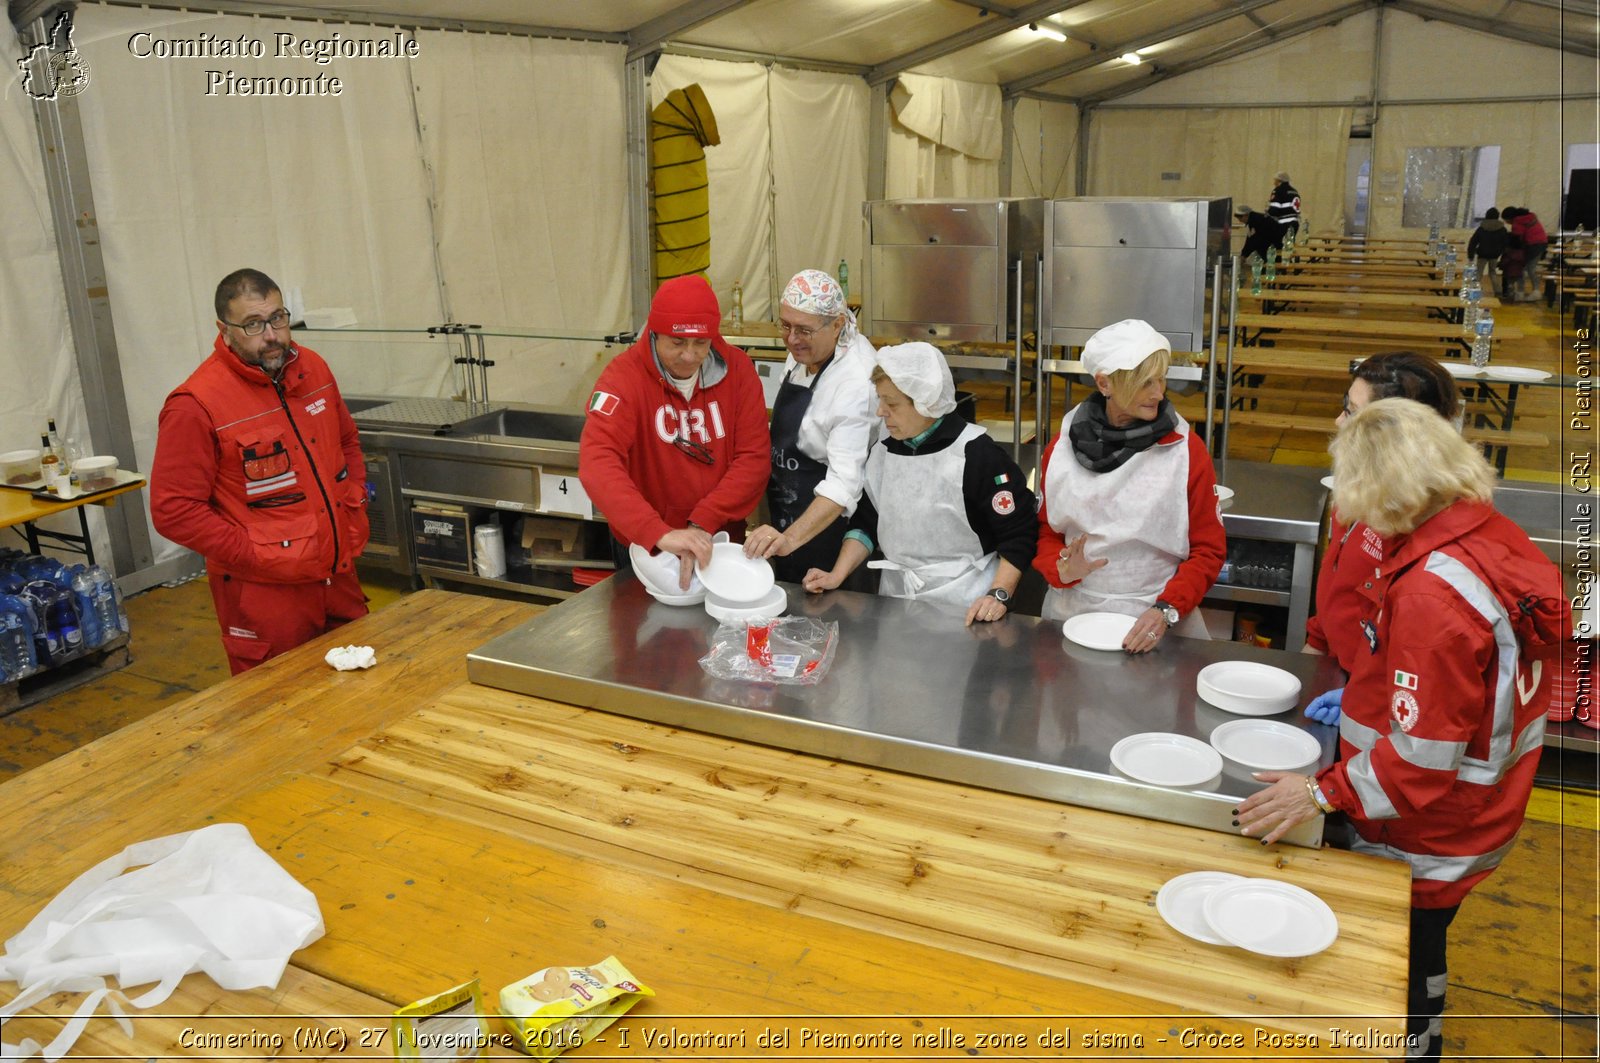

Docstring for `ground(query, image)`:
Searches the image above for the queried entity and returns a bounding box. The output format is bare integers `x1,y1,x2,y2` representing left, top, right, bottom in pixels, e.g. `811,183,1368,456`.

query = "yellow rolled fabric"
652,83,719,283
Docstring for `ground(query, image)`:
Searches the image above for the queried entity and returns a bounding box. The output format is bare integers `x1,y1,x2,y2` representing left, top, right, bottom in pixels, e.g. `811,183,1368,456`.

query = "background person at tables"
1503,206,1549,303
1466,208,1509,297
1303,353,1462,690
1237,400,1567,1063
1033,319,1224,653
578,275,770,589
1266,170,1301,239
1233,205,1285,262
802,343,1036,626
744,269,878,585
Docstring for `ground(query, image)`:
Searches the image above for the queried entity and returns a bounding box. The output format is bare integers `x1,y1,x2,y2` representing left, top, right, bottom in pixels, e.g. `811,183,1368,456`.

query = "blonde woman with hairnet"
803,343,1036,626
744,269,878,584
1033,319,1225,653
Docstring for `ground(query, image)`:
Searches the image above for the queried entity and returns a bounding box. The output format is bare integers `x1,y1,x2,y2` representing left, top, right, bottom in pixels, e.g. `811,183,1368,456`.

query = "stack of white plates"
629,543,706,605
698,543,786,624
1109,733,1223,791
1156,872,1339,956
1209,719,1322,780
1213,484,1235,510
1196,661,1301,715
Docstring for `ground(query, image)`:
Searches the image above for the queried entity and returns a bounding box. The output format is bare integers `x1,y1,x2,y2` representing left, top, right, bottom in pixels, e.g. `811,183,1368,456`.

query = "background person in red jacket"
1032,318,1225,653
151,268,369,674
578,275,770,590
1237,399,1567,1063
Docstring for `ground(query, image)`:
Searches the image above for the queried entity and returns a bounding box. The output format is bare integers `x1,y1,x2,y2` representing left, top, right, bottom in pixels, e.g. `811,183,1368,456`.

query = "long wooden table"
1238,287,1499,324
1233,310,1523,356
0,589,1417,1058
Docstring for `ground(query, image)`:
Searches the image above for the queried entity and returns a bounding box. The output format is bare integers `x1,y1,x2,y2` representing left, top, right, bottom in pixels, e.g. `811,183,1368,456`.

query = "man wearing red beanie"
579,275,770,588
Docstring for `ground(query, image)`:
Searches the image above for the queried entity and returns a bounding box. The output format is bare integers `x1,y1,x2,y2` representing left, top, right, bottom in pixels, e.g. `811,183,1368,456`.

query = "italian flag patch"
994,472,1011,485
1394,669,1418,690
588,390,620,416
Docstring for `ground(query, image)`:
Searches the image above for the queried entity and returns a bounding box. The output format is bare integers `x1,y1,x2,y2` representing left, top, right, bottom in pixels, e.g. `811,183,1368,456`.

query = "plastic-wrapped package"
698,616,838,685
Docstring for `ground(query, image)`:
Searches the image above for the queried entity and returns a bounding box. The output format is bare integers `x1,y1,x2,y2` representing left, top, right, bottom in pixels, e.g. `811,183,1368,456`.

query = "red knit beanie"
647,275,721,338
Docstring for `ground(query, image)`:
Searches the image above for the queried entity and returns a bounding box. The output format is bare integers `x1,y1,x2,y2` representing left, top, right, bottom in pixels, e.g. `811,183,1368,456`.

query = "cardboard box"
412,504,472,571
520,516,582,561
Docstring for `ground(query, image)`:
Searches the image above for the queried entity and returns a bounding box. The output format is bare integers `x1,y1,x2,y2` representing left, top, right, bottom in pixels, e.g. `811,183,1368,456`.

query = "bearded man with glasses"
151,267,370,673
579,275,770,591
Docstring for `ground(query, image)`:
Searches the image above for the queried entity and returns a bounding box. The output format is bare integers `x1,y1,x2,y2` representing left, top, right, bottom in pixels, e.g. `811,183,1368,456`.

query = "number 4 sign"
538,471,593,519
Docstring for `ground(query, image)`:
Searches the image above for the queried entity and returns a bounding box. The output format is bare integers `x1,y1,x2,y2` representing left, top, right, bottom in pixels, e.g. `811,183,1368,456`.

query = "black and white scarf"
1067,394,1179,472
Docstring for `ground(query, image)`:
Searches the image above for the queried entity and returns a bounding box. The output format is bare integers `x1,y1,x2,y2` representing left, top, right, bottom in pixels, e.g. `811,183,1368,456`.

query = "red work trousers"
207,568,368,674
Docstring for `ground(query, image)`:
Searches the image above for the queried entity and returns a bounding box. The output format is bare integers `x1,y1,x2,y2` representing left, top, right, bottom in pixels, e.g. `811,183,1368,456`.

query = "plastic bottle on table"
70,565,102,649
0,597,37,680
1471,311,1494,368
837,258,849,300
729,281,744,330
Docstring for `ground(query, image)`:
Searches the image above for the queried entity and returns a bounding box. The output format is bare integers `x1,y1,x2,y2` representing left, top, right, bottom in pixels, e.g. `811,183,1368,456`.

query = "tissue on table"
324,645,377,671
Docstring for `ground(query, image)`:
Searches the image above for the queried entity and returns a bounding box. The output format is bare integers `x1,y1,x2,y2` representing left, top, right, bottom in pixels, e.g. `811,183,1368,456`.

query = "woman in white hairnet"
744,269,878,584
803,343,1037,626
1033,319,1225,652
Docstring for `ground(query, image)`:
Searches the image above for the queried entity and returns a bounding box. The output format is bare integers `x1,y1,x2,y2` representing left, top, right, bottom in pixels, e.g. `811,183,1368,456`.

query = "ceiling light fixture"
1027,21,1068,43
1120,51,1142,65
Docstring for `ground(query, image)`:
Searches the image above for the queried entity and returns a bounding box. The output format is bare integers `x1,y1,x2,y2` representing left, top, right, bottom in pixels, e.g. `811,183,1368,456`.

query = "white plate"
1481,366,1551,382
1156,871,1244,946
705,584,788,624
1213,485,1235,510
1440,361,1482,378
697,542,776,601
1202,879,1340,958
1319,475,1335,491
645,585,706,607
1063,611,1136,651
1196,661,1302,716
1209,719,1322,773
629,543,704,597
1110,733,1224,789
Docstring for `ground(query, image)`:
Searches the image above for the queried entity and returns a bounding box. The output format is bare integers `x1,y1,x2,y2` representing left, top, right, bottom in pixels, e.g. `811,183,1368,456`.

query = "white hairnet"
1081,319,1171,378
875,342,956,419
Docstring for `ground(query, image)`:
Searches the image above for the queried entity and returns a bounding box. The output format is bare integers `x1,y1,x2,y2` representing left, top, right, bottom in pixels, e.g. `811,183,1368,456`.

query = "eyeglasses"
672,434,713,465
223,309,292,336
1340,393,1357,417
779,318,838,340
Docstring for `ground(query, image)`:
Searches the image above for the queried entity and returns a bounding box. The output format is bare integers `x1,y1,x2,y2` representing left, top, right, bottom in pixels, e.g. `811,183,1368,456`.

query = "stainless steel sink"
448,408,586,442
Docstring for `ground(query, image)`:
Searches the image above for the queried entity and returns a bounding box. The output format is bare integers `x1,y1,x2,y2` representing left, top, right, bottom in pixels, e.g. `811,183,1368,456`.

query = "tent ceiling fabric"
93,0,1600,96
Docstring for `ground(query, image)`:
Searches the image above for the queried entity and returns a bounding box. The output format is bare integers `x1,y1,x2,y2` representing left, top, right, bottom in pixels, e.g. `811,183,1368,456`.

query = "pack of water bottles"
0,549,127,683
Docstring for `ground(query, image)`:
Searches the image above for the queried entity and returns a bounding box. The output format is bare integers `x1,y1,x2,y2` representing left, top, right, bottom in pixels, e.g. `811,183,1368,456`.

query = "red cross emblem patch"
992,490,1015,515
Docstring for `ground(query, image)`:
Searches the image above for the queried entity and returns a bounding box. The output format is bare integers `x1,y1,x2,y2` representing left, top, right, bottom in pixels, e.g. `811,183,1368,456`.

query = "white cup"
473,524,507,579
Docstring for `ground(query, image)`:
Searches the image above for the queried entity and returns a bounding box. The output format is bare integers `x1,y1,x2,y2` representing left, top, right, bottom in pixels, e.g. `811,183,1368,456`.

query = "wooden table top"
1234,310,1523,343
1239,288,1499,312
0,590,1413,1058
0,477,146,531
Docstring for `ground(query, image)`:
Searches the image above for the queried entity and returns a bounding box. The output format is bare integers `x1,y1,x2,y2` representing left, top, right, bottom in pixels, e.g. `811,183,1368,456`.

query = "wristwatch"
984,587,1011,604
1155,599,1180,627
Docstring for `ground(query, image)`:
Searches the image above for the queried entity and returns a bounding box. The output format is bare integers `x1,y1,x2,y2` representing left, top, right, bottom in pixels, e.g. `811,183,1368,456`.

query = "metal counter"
467,576,1347,847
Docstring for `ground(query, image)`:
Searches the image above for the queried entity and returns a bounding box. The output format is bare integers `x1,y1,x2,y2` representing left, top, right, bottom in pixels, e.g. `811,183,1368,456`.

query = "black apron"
766,357,850,585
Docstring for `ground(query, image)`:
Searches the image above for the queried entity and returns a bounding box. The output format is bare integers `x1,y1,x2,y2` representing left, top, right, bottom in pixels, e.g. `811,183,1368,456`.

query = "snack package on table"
698,616,838,685
500,956,653,1058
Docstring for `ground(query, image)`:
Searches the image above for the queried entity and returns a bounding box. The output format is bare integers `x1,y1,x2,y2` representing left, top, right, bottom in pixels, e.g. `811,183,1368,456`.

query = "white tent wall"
1008,97,1079,199
1094,8,1582,238
410,30,631,409
886,72,1001,199
770,66,868,305
1085,106,1353,232
0,19,97,562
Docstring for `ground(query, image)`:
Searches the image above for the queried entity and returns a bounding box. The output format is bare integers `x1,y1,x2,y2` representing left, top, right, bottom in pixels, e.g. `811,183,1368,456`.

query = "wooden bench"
1207,408,1548,473
1232,311,1522,357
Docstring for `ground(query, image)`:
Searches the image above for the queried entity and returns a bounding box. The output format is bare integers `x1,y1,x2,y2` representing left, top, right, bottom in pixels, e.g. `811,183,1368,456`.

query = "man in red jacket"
151,269,369,674
579,275,770,590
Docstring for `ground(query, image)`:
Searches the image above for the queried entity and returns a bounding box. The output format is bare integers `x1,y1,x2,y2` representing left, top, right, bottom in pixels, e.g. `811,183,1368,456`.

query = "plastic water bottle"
1264,246,1277,284
837,258,849,300
1471,311,1494,368
70,566,102,649
729,281,744,330
0,597,36,680
1463,284,1482,332
90,565,124,638
1250,258,1263,295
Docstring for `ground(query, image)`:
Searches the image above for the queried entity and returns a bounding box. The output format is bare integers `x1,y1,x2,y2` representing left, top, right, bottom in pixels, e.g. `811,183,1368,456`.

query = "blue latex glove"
1305,687,1343,725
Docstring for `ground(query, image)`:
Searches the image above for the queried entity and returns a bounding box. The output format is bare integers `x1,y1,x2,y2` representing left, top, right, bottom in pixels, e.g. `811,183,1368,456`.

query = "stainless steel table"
469,576,1347,847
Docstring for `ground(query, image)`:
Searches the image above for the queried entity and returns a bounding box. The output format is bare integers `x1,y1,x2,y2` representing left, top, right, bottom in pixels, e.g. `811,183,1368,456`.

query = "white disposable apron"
864,422,998,610
1040,405,1209,639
